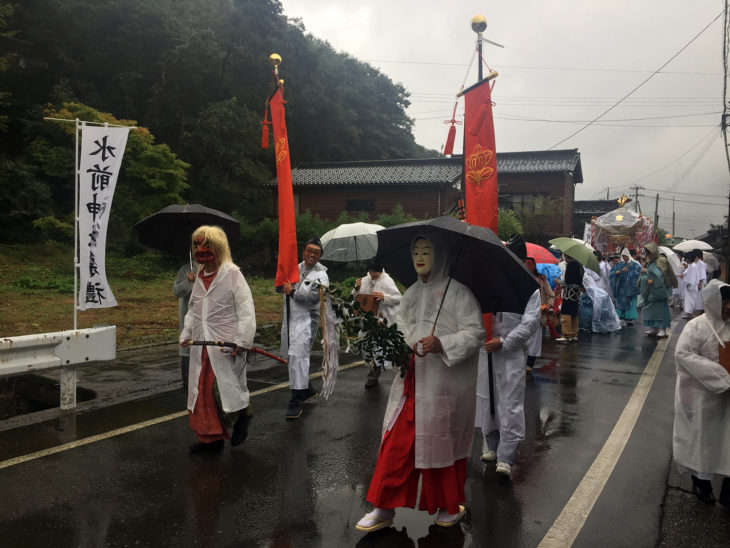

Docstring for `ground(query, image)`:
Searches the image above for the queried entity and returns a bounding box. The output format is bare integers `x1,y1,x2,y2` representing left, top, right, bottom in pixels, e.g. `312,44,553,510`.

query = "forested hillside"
0,0,435,245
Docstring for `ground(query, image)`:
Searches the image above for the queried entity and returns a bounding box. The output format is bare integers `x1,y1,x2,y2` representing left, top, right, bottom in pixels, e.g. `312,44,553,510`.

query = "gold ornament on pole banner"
471,14,487,34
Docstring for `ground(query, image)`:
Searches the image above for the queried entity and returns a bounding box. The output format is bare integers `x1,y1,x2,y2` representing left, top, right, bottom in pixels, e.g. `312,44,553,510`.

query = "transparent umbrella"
320,222,385,262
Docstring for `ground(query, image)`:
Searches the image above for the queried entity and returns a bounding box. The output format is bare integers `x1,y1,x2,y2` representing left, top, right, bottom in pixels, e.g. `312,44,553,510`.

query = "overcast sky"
278,0,729,239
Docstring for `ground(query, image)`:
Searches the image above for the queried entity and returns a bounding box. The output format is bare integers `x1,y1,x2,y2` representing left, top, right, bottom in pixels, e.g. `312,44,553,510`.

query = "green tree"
513,196,564,245
497,209,523,241
29,102,190,243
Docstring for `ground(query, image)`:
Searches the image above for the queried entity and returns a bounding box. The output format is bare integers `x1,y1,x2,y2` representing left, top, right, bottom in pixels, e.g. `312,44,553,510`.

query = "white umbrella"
702,251,719,273
320,222,385,262
658,245,682,275
673,239,713,252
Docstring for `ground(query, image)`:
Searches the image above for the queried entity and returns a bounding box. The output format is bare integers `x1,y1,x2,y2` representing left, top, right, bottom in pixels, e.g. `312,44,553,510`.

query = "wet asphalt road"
1,316,729,547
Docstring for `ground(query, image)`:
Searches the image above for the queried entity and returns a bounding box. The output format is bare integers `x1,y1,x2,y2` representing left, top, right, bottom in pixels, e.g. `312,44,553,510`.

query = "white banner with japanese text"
77,126,129,310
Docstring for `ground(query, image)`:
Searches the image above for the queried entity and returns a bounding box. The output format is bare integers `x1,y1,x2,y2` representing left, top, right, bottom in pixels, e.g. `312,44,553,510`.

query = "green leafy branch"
324,283,412,378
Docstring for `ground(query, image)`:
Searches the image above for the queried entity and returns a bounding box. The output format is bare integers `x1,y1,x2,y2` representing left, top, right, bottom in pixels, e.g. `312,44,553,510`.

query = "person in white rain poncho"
475,288,541,478
280,236,329,420
673,279,730,507
180,226,256,453
356,235,485,532
352,261,402,387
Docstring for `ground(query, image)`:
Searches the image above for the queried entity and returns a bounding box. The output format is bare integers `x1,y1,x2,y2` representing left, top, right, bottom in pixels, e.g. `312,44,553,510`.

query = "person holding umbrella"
179,226,255,452
555,254,584,342
356,234,485,532
173,262,195,389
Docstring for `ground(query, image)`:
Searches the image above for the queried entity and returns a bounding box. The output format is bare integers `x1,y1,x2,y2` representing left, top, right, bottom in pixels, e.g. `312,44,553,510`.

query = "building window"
345,199,375,212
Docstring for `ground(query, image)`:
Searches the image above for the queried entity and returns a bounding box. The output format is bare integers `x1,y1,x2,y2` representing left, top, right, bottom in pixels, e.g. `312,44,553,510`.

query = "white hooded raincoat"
180,263,256,414
381,236,485,469
673,279,730,476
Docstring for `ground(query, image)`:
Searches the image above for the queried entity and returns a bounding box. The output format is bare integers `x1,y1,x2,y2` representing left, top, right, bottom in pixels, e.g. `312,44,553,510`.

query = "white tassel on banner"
319,288,341,399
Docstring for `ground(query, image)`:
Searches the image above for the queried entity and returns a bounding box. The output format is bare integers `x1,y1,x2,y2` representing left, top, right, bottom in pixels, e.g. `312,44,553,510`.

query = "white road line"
537,333,671,547
0,360,365,470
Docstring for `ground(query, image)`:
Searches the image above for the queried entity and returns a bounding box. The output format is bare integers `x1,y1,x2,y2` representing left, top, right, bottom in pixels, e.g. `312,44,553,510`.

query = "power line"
547,11,724,150
366,59,721,76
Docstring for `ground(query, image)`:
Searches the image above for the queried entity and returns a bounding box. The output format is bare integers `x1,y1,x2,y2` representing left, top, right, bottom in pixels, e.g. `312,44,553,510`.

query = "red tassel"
468,104,489,136
261,123,269,149
443,125,456,156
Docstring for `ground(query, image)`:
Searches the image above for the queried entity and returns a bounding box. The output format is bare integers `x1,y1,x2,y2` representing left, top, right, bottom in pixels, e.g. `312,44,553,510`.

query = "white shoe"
645,329,658,336
570,336,578,341
555,337,569,343
657,329,667,337
355,508,394,532
481,436,496,462
495,461,512,477
434,505,466,527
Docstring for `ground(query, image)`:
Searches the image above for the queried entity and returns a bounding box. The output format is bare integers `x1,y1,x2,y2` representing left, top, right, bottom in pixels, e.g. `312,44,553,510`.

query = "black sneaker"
189,440,224,453
719,477,730,508
286,399,302,420
691,475,716,505
231,407,253,446
300,383,318,403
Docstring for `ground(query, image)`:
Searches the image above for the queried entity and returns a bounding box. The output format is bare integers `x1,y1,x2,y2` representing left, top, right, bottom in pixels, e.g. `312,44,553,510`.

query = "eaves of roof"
267,149,583,186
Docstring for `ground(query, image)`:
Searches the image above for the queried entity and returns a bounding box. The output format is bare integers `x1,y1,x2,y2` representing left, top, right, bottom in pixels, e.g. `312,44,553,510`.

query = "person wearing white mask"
356,235,485,532
673,279,730,507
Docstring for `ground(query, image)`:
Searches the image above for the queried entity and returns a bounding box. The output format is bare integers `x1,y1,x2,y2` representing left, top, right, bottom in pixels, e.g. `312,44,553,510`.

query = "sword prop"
186,340,288,364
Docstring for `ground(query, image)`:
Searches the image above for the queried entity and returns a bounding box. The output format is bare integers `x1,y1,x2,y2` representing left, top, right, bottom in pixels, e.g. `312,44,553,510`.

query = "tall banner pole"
74,119,81,329
462,15,500,416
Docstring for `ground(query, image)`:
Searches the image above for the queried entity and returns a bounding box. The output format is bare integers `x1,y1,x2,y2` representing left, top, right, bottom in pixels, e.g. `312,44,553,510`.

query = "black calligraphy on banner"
77,125,130,311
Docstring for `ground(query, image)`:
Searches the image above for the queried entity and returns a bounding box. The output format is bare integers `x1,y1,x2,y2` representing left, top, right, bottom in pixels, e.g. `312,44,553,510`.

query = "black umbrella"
375,216,538,314
133,204,240,257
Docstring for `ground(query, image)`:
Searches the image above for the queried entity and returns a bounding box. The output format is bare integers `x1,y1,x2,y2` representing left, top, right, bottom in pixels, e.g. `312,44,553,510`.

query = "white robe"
352,270,402,325
475,290,541,461
353,270,402,368
180,263,256,413
281,261,329,389
381,277,485,469
673,280,730,476
683,262,700,315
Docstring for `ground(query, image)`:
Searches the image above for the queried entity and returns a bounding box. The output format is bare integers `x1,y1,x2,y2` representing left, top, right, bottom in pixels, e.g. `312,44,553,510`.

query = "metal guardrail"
0,326,116,409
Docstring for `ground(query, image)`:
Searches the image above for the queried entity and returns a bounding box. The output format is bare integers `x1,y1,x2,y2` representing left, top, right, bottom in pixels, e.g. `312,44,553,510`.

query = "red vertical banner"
462,77,498,232
461,76,498,337
269,87,299,287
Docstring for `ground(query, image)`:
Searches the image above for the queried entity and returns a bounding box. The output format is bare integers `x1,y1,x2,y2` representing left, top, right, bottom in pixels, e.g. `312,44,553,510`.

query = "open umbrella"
658,245,682,275
133,204,240,257
526,242,559,264
320,222,384,262
702,251,720,273
375,216,538,314
673,239,713,252
548,237,600,274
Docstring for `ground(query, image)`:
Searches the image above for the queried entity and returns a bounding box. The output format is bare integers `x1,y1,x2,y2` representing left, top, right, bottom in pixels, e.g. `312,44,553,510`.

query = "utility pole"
606,187,609,200
630,185,644,213
654,193,659,233
672,196,676,236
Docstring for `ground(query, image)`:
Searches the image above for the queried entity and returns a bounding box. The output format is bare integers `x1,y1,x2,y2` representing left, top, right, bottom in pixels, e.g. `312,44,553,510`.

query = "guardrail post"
60,366,77,410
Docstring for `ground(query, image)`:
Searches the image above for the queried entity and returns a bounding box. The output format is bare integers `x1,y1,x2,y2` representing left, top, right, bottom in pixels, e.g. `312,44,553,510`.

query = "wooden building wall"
499,172,575,236
289,184,460,221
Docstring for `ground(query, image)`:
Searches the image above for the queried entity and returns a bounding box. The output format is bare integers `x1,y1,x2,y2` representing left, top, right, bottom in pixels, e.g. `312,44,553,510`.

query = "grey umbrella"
133,204,240,257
